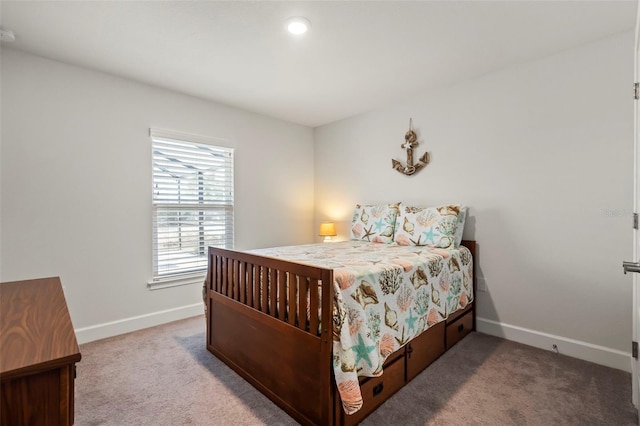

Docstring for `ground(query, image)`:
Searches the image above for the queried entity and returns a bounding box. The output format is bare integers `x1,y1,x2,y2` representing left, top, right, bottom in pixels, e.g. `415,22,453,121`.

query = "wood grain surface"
0,277,81,378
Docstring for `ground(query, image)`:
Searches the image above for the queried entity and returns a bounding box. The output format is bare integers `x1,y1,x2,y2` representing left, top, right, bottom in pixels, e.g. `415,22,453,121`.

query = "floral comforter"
249,240,473,415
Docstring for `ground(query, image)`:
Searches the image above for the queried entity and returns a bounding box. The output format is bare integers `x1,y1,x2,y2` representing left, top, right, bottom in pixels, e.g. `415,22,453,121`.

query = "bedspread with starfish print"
249,240,473,415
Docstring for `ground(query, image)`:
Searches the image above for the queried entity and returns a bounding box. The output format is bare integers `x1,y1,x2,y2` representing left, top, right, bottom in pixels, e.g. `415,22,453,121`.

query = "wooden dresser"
1,277,82,425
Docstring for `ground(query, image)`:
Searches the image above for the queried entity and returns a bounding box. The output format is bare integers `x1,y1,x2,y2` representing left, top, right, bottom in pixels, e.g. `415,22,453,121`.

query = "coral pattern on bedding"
250,240,473,415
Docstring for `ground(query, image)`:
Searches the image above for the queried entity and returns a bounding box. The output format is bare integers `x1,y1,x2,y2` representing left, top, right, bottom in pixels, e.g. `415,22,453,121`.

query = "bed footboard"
206,247,335,426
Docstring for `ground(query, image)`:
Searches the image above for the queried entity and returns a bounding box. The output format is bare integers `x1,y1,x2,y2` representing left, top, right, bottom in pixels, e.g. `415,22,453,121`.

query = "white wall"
1,31,634,369
315,32,634,369
1,49,315,341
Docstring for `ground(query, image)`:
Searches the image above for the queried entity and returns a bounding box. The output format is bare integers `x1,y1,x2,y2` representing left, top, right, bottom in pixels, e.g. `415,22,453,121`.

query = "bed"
205,203,476,425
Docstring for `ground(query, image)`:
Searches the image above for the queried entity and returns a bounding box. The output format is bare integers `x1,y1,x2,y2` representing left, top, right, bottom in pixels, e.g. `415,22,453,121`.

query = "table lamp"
318,222,337,242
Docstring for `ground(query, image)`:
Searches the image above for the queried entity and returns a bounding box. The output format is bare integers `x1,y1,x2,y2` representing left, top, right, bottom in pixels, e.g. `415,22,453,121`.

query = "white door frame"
633,0,640,409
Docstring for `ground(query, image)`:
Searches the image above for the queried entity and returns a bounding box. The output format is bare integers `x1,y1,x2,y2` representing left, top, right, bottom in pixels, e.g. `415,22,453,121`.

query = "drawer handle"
458,324,465,332
373,383,384,396
407,343,414,358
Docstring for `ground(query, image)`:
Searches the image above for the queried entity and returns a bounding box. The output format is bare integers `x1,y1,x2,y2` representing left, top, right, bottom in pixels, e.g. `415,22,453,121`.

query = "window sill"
147,273,206,291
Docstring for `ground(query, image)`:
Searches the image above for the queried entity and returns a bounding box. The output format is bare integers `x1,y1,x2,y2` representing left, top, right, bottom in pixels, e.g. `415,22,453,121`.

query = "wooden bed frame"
205,240,477,425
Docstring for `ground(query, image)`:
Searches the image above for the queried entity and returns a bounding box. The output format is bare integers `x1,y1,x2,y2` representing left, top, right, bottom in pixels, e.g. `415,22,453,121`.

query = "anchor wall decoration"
392,118,429,176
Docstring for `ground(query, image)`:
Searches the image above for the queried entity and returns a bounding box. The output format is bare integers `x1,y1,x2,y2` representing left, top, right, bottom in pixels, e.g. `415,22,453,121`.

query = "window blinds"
151,134,234,280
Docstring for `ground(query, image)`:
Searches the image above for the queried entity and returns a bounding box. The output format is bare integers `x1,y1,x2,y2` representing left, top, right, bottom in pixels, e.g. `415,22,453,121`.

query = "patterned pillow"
350,203,400,243
394,204,461,248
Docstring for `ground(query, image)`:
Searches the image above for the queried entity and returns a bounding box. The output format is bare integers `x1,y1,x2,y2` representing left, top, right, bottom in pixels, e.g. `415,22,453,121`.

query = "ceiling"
0,1,636,128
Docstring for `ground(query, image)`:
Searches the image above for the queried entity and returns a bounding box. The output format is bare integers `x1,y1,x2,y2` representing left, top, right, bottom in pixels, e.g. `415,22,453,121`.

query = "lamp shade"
318,222,337,237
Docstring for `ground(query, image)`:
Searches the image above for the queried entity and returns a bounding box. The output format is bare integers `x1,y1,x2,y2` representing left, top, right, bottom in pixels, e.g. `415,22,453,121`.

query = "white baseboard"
476,317,632,373
75,303,204,344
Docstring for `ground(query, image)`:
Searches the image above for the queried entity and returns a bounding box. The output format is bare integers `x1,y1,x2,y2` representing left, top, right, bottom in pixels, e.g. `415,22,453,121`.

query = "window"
150,130,234,286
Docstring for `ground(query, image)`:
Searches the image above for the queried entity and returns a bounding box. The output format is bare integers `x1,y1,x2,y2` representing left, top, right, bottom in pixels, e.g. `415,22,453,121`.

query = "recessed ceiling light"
286,17,311,35
0,28,16,43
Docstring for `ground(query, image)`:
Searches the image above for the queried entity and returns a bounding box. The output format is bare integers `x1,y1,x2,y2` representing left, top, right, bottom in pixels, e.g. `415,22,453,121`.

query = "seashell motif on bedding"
437,235,454,248
437,219,456,236
449,257,461,273
340,348,356,372
391,259,414,273
361,210,370,224
337,380,363,415
437,205,461,216
402,216,415,235
372,235,384,244
352,223,364,239
460,248,472,265
394,234,411,246
439,274,450,292
427,307,440,326
459,292,468,308
431,284,440,306
384,302,398,331
335,269,356,290
416,210,438,228
371,204,387,218
380,226,394,238
430,248,451,259
350,281,379,308
410,266,429,289
379,333,396,358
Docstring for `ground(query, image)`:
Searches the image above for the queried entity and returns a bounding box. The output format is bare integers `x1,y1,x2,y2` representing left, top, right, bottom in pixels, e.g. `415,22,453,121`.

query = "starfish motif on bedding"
374,218,385,232
423,228,436,243
352,334,376,368
363,225,375,241
406,309,417,332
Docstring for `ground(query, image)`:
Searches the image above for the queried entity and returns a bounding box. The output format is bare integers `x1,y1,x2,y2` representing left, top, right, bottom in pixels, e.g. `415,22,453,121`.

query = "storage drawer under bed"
342,356,405,426
445,309,473,349
406,321,445,381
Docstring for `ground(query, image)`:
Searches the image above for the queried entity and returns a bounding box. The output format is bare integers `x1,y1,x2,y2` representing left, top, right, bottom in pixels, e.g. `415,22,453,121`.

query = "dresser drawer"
406,321,445,381
446,310,473,349
342,356,405,426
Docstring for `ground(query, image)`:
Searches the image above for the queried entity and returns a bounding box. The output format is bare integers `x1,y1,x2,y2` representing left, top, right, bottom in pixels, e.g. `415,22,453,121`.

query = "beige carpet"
76,316,637,425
